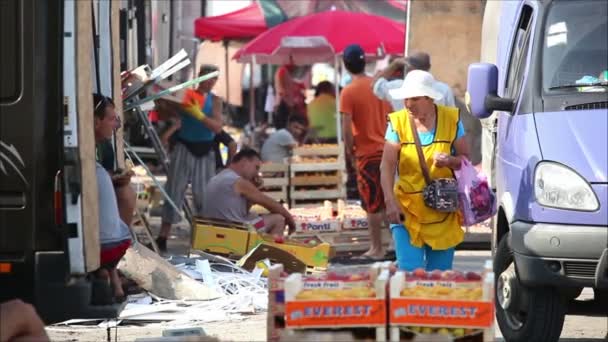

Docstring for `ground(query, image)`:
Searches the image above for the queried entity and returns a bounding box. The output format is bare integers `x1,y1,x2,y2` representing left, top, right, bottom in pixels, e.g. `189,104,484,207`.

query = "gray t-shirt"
96,163,131,245
203,169,251,223
261,129,296,163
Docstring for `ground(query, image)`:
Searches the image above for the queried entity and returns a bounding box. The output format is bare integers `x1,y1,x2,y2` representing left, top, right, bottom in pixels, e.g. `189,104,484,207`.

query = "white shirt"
261,129,297,163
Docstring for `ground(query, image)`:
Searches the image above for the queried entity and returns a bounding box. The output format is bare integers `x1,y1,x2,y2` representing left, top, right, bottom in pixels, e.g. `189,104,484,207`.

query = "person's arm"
434,121,470,170
227,141,237,164
214,130,238,165
0,300,50,342
183,95,224,133
160,117,181,147
234,179,296,231
206,95,224,133
341,113,355,170
372,58,406,100
381,141,404,224
275,67,290,100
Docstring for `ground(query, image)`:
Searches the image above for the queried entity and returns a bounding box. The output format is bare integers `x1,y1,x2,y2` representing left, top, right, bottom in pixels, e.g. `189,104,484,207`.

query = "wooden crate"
268,265,286,342
389,270,495,342
282,266,390,342
261,163,289,202
289,162,346,208
293,144,342,157
292,229,394,255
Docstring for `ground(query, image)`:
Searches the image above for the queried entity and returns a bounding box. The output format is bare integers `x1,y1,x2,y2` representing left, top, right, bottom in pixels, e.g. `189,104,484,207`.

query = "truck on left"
0,0,125,323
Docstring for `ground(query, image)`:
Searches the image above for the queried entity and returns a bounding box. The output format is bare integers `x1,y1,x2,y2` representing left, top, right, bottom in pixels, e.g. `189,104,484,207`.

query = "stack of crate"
289,144,346,208
259,162,289,203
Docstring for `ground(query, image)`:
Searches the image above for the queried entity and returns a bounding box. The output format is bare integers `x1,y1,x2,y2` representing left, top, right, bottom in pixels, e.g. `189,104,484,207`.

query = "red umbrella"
233,9,405,65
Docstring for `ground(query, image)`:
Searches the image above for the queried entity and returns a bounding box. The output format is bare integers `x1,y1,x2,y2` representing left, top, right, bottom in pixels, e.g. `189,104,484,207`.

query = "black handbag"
409,114,459,212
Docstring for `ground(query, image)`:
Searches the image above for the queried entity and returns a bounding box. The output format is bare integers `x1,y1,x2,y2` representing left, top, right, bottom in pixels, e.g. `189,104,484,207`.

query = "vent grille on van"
564,101,608,111
563,261,597,278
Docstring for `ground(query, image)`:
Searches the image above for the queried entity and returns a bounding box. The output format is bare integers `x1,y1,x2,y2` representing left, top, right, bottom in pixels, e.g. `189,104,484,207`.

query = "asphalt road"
454,251,608,341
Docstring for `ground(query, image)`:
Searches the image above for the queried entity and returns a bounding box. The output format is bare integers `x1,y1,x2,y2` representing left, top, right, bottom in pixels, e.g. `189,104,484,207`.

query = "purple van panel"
534,110,608,183
495,112,542,222
497,110,608,226
529,184,607,226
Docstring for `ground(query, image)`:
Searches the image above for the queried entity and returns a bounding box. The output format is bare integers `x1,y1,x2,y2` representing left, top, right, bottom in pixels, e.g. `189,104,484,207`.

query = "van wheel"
494,235,566,342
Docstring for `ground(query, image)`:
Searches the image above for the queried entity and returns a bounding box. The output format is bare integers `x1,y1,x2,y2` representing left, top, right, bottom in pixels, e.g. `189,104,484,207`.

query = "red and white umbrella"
233,9,405,65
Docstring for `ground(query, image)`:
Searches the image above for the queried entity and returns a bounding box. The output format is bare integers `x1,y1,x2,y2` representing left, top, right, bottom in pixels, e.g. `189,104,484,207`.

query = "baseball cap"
343,44,365,64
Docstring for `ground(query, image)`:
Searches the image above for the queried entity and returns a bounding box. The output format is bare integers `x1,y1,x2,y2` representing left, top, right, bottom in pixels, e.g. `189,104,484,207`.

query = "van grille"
563,261,597,278
564,101,608,111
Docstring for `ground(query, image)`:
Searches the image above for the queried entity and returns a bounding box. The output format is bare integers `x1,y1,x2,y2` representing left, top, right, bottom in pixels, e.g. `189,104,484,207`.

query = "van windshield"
543,0,608,91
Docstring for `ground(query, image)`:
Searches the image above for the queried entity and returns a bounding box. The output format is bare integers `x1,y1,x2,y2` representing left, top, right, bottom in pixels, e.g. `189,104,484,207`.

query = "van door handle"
0,191,26,209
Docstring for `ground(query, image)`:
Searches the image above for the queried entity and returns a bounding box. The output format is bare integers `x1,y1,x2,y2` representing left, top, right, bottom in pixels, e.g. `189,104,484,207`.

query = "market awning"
194,3,266,41
194,0,406,42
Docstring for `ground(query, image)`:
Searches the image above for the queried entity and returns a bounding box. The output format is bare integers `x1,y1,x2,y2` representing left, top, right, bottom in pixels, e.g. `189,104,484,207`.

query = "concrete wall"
409,0,485,163
408,0,484,98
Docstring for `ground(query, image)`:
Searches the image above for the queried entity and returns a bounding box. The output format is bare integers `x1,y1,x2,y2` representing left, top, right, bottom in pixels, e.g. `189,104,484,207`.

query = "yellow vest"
388,105,463,250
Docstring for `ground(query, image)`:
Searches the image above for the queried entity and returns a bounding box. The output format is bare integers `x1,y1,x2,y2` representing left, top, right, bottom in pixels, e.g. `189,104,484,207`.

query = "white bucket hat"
389,70,443,101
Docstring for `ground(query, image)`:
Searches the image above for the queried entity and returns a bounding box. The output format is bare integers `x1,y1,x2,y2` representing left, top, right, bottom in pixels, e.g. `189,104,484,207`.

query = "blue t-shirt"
177,92,215,142
385,121,465,155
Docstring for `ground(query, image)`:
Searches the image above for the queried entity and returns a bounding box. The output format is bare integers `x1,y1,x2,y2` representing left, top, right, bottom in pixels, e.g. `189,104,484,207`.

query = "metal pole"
334,55,341,143
223,40,230,106
249,56,256,127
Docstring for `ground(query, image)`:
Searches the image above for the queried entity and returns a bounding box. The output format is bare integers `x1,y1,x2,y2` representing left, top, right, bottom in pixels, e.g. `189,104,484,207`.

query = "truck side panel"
0,0,65,302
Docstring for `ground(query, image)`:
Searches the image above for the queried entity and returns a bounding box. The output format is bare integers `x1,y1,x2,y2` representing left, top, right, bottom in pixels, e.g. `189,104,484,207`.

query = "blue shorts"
391,223,455,271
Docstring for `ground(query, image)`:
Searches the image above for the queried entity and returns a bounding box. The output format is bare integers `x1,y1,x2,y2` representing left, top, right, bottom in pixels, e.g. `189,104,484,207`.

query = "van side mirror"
466,63,514,118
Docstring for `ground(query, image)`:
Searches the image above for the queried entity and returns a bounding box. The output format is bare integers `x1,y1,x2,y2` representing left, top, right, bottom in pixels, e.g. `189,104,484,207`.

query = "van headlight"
534,162,599,211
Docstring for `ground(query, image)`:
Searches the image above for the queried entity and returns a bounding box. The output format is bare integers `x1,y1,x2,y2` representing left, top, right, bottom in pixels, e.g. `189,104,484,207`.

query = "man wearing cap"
372,51,455,110
380,70,470,271
340,44,392,260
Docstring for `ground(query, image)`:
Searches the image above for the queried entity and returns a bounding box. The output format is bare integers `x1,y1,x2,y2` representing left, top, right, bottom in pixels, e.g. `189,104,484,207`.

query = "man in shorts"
340,44,392,260
203,148,296,235
93,94,134,302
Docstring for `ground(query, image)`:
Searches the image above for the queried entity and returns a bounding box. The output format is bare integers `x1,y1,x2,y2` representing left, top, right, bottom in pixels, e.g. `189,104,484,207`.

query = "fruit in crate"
292,156,338,163
451,328,465,337
401,270,484,300
465,271,482,280
404,326,480,338
299,144,338,149
295,287,376,300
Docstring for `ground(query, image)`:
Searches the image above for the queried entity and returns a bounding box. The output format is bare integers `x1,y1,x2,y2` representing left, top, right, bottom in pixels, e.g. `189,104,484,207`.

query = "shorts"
100,239,131,270
356,152,385,213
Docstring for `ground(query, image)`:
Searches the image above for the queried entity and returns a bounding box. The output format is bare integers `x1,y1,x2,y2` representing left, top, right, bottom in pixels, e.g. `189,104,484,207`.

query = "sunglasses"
93,96,112,112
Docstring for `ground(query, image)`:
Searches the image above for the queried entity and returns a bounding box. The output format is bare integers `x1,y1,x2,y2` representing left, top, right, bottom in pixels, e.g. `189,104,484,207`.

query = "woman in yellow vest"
380,70,470,271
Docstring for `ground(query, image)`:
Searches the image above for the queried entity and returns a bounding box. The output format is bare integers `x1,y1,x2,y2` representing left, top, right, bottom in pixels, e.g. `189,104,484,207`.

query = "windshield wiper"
549,82,608,90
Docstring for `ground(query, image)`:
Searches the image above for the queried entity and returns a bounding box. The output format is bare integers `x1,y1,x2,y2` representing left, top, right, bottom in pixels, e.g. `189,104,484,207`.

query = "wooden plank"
290,162,344,172
263,191,288,201
261,178,289,187
118,243,221,300
291,175,341,186
293,145,341,156
260,163,289,173
111,0,124,168
76,0,100,272
290,189,344,200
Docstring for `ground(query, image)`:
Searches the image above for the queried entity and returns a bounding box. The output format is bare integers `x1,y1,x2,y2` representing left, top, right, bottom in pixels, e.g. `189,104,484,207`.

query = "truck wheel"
494,235,566,342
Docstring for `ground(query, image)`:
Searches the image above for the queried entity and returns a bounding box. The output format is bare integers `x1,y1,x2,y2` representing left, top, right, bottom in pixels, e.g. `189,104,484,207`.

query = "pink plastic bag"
455,158,497,226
